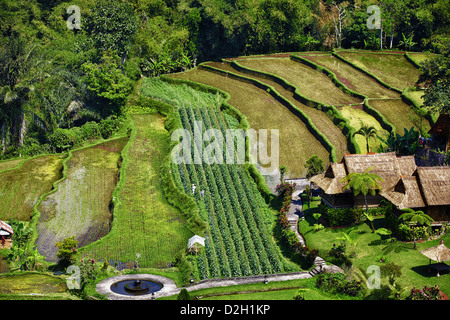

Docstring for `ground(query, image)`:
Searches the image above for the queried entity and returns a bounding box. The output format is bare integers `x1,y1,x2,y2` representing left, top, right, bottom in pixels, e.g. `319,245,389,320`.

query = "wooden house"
428,114,450,152
382,166,450,224
310,152,416,208
0,220,13,249
311,152,450,224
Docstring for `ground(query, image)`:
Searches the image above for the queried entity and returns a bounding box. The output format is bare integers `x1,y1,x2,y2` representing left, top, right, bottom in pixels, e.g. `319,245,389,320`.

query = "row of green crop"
199,63,339,162
219,59,361,155
175,103,283,278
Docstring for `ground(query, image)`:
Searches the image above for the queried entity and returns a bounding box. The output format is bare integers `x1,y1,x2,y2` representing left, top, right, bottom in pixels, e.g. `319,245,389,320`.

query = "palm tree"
340,166,384,214
354,123,378,153
399,208,434,226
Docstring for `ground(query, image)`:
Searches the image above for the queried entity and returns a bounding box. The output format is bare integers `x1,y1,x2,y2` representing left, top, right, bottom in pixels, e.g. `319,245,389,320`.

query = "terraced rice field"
300,54,399,99
204,61,349,161
169,67,330,179
236,58,362,106
80,114,192,269
337,51,422,90
367,98,428,133
0,155,63,221
339,105,387,153
36,138,128,262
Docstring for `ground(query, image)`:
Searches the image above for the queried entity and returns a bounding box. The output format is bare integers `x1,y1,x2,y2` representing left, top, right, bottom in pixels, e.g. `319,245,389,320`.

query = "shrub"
49,128,82,152
406,285,442,300
316,273,364,297
321,206,361,227
81,121,101,140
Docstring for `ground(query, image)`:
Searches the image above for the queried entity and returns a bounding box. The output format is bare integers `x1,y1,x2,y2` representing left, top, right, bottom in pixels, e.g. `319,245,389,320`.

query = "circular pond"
110,279,162,296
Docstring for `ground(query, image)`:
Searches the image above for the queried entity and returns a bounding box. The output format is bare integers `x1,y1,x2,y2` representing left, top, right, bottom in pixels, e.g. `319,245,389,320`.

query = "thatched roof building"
0,220,13,249
311,152,450,222
428,114,450,152
311,152,417,208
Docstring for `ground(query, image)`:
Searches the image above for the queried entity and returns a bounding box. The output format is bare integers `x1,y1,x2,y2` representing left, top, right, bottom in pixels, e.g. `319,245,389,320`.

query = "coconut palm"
354,123,378,153
340,166,384,214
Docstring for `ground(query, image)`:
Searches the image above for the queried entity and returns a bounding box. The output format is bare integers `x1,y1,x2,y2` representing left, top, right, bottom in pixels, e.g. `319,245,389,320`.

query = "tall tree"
340,166,384,214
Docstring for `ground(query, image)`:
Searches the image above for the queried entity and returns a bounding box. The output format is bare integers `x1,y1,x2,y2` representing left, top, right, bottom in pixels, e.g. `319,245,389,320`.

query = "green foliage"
81,50,134,110
55,236,78,264
304,155,324,178
177,288,191,300
417,43,450,115
84,0,138,58
316,273,364,297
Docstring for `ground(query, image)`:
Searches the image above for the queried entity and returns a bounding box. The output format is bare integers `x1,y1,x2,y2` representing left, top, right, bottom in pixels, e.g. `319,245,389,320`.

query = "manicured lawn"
302,54,399,99
338,51,422,90
169,68,330,179
159,277,356,300
0,155,63,221
237,58,362,106
80,113,192,269
35,138,128,262
299,200,450,298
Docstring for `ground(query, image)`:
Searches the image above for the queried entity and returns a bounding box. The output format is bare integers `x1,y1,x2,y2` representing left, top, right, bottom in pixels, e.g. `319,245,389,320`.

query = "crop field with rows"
141,78,285,278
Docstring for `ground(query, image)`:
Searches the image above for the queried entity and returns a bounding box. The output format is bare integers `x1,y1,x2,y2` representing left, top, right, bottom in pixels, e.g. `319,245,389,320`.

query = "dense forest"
0,0,448,160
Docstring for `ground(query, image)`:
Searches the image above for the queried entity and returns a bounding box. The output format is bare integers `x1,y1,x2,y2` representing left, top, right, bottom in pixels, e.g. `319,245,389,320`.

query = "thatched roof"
420,241,450,262
381,176,426,209
415,167,450,206
311,152,417,195
310,163,347,194
428,114,450,137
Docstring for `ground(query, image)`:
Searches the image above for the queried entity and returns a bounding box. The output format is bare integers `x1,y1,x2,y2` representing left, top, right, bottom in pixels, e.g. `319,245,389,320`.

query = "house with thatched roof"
382,166,450,223
310,152,417,208
0,220,13,249
311,152,450,223
427,114,450,152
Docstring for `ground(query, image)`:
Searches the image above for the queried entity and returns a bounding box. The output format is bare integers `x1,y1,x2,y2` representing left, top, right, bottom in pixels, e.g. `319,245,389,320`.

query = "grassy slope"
205,61,349,161
0,155,63,221
338,52,421,90
237,58,362,106
301,54,399,99
168,68,330,179
81,113,192,269
35,138,128,262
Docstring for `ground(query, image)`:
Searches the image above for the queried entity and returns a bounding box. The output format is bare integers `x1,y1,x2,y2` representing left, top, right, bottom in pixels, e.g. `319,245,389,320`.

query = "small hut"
187,235,205,254
420,241,450,277
0,220,13,249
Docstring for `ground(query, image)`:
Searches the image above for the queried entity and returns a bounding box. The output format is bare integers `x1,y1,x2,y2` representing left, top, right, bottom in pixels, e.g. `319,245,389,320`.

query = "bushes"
319,205,362,227
48,116,123,152
316,273,364,297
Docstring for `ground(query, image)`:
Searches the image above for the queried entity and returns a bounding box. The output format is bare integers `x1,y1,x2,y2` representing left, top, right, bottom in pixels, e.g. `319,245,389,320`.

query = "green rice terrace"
1,49,447,302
